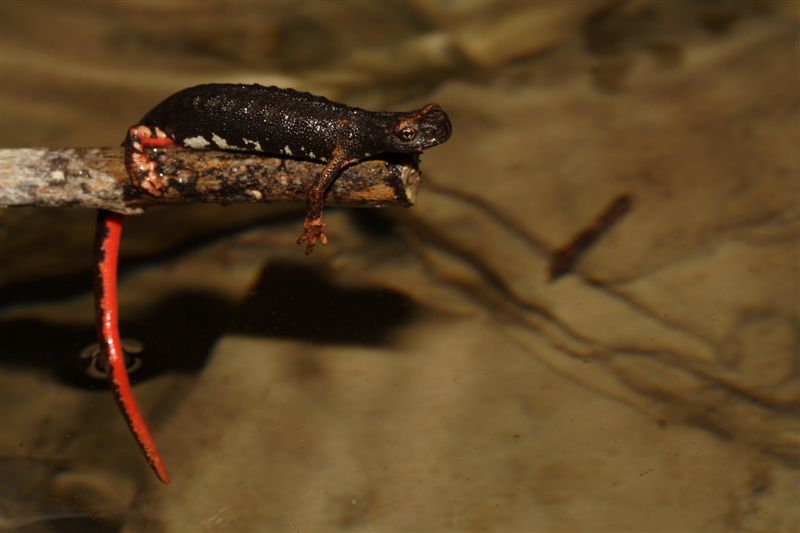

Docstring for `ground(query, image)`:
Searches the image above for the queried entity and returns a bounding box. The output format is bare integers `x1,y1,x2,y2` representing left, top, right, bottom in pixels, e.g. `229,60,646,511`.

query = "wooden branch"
0,147,422,215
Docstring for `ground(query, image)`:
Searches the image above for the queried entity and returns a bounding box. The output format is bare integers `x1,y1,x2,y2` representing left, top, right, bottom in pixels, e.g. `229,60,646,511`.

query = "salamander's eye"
398,127,417,142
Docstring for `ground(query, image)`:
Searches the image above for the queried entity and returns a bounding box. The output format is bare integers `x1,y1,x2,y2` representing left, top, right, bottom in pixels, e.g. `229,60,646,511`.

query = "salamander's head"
387,103,452,153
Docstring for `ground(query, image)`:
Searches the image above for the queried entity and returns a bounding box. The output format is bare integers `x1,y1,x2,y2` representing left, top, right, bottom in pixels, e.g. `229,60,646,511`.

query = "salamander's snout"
416,103,452,149
390,103,452,153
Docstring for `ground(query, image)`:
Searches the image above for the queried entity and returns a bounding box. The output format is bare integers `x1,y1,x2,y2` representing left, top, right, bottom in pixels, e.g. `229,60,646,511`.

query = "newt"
95,84,451,483
125,83,451,252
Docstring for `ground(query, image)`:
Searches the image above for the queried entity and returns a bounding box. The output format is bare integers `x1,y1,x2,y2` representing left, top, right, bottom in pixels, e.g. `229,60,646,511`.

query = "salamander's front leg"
297,148,354,255
124,125,175,197
94,210,170,484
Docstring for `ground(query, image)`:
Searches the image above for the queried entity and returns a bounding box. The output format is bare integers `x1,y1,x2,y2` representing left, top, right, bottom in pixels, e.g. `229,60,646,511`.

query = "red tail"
94,210,170,483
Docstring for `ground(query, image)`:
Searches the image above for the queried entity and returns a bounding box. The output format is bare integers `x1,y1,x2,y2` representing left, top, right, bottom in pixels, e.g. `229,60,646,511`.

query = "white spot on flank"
308,151,316,159
242,138,262,151
283,145,293,156
212,133,243,150
183,135,211,149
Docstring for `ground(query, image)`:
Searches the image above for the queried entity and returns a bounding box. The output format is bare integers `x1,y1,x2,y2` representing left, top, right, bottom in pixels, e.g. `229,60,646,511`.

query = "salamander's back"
137,84,375,161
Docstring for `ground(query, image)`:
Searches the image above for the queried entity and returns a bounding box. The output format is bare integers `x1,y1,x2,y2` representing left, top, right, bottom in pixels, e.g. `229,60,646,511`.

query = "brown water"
0,2,798,532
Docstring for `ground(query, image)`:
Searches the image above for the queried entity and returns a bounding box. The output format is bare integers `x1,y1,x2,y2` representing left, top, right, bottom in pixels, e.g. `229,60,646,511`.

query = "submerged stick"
0,147,422,215
549,194,633,281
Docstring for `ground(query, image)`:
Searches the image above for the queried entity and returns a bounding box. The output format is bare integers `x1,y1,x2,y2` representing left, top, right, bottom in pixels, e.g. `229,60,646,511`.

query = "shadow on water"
231,260,419,346
0,292,234,390
0,260,420,392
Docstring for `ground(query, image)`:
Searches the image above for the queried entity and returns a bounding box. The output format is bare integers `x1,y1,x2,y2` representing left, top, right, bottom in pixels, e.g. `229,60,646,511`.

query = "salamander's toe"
297,217,327,255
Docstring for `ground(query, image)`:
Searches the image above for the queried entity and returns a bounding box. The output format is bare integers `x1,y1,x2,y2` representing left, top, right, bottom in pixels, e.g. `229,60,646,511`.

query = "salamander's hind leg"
124,125,175,197
297,148,355,255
